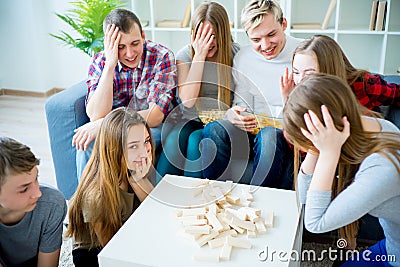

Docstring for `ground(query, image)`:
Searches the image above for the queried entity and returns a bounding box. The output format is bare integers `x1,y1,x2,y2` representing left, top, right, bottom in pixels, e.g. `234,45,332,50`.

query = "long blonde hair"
191,1,233,108
293,35,367,85
283,74,400,244
66,107,154,247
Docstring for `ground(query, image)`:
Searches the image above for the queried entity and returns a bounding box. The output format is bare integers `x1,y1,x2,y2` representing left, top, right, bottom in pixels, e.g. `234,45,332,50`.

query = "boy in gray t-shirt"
0,137,66,267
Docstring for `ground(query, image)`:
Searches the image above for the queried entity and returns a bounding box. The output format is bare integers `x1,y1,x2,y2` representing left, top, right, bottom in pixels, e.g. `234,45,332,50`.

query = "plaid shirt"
86,40,177,115
351,72,399,110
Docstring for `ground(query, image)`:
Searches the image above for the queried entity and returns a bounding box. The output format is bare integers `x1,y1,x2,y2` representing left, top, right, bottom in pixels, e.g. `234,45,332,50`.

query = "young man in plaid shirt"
72,8,177,181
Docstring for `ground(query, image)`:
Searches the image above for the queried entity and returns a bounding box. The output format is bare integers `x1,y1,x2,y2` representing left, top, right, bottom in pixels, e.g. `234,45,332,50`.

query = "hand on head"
191,22,215,59
104,24,121,68
300,105,350,153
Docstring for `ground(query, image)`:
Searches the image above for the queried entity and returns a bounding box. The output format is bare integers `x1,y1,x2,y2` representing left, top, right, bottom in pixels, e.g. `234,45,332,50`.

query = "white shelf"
286,0,400,74
131,0,399,74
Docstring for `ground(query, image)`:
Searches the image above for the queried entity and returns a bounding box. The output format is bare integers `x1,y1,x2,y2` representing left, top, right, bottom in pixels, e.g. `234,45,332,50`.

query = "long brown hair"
284,74,400,244
66,107,154,247
191,1,233,107
293,35,367,85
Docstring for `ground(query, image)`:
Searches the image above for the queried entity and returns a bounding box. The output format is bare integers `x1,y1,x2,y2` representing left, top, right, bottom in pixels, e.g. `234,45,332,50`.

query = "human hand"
104,24,120,69
301,105,350,154
225,106,257,132
280,67,295,103
191,22,215,60
129,155,152,183
72,119,103,151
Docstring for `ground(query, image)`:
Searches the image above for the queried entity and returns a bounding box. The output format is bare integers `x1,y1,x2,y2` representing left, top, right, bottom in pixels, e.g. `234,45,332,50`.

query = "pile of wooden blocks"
175,180,274,262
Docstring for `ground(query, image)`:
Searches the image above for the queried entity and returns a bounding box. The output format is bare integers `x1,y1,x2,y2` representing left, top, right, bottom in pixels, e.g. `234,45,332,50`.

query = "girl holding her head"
284,73,400,266
66,107,154,267
157,2,240,179
281,34,399,114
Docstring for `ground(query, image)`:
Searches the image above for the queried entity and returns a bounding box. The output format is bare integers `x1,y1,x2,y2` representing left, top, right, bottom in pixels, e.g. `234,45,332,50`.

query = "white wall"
0,0,92,92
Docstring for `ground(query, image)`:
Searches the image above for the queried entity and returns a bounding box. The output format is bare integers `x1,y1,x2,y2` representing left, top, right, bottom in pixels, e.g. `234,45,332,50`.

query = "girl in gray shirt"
283,74,400,266
156,2,240,180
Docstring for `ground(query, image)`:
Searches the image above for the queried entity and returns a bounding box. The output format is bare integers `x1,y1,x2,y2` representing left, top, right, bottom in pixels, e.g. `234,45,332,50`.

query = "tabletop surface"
98,175,302,267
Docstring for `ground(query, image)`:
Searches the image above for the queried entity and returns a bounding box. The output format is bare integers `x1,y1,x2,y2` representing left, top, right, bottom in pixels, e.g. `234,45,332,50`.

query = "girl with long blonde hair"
157,1,240,179
284,74,400,266
66,107,154,266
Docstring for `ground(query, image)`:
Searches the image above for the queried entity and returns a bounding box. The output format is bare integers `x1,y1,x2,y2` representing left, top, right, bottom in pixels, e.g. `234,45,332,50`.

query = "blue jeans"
156,120,203,183
201,120,293,189
340,239,393,266
76,124,164,182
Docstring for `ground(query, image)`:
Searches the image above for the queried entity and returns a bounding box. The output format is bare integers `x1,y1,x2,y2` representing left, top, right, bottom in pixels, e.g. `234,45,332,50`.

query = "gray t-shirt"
176,42,240,119
298,118,400,266
0,185,67,267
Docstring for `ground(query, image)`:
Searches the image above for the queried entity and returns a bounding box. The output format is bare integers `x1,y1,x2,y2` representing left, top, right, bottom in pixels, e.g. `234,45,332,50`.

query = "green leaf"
50,0,125,56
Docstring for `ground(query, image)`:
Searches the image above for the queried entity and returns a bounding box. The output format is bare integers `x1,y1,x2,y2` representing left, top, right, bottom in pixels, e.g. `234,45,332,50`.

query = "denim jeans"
156,120,203,183
76,124,164,182
201,120,294,189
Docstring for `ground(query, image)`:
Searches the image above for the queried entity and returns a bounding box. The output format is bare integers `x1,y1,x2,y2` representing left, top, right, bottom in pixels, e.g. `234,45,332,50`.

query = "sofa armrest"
45,81,89,199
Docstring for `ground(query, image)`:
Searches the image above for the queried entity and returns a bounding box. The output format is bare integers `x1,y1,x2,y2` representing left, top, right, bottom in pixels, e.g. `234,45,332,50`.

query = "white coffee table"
98,175,303,266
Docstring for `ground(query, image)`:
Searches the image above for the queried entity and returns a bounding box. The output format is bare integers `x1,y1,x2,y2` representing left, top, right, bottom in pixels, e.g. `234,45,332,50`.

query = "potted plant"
51,0,124,57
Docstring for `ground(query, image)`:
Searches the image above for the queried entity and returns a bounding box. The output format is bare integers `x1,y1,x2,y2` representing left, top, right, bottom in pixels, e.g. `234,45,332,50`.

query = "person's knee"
256,126,277,142
202,120,232,141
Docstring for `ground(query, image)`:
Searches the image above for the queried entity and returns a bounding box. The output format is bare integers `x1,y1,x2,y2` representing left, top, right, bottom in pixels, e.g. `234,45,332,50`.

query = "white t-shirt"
232,35,302,117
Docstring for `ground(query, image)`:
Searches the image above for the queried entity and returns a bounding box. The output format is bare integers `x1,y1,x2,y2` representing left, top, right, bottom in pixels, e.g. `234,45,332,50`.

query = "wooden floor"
0,95,56,188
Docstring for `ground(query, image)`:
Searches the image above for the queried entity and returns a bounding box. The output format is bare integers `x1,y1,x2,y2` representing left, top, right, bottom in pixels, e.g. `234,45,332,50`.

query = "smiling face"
292,53,319,85
247,13,287,60
118,23,145,69
0,166,42,215
125,124,152,170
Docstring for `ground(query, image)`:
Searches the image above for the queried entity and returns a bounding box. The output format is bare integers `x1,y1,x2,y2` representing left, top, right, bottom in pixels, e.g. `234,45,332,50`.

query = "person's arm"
37,250,60,267
37,188,67,267
127,155,154,202
305,154,400,233
86,24,121,121
352,73,400,109
142,47,177,127
137,103,164,128
178,22,214,108
130,178,154,202
297,106,400,233
297,151,319,204
225,56,257,131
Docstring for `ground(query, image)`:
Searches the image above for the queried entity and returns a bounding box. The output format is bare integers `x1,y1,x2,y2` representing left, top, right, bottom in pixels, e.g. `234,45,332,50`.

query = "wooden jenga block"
230,216,256,231
264,211,274,228
182,207,206,217
193,251,220,262
205,212,224,232
196,230,219,247
220,243,233,261
247,229,257,238
181,218,208,226
185,225,211,235
255,220,267,234
226,235,252,249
